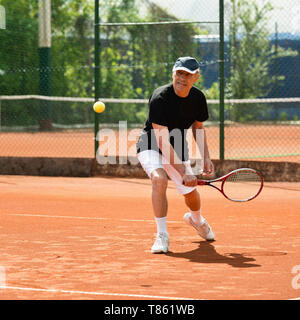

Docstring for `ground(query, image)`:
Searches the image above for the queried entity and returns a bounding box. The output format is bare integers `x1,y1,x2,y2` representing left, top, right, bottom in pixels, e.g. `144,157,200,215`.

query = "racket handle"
183,179,208,186
183,180,203,186
197,180,207,186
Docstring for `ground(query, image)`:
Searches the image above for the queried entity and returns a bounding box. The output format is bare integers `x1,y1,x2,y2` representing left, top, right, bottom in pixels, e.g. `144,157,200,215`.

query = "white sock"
155,216,168,234
190,209,204,225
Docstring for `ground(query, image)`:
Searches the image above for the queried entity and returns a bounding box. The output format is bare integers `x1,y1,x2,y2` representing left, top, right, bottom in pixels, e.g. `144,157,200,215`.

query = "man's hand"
202,158,214,176
182,174,198,187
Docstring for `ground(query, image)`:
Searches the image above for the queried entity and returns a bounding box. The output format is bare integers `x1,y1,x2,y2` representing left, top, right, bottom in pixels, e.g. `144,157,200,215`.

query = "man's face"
172,70,199,97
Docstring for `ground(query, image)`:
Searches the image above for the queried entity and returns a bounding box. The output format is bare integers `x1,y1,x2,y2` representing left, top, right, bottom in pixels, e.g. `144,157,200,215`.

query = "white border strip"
1,95,300,104
0,285,195,300
0,95,147,104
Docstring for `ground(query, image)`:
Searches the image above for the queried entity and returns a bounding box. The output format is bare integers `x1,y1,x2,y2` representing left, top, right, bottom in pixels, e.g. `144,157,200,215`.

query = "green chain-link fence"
0,0,299,162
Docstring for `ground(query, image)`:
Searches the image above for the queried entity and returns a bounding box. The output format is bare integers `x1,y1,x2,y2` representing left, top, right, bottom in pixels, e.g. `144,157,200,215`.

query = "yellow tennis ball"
93,101,105,113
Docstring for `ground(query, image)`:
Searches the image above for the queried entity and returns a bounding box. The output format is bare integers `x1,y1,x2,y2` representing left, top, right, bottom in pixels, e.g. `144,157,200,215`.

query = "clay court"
1,0,300,304
0,123,299,300
0,175,299,300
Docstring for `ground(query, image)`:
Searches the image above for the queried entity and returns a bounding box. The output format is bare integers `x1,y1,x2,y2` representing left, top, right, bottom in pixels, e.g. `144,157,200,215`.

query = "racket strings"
226,170,261,183
223,170,263,201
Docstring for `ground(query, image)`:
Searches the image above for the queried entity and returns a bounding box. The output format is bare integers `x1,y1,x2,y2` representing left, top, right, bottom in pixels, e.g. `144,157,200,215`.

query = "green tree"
0,0,96,126
0,0,39,96
0,0,40,126
0,0,213,126
228,0,298,121
97,0,208,124
51,1,94,124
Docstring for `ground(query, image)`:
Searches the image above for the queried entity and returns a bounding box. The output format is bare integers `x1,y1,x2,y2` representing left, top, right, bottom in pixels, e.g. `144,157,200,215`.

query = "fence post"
0,5,6,30
219,0,225,160
94,0,100,157
39,0,52,131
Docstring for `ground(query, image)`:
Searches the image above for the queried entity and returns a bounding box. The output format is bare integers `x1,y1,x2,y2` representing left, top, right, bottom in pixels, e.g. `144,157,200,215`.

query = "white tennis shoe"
151,232,169,253
183,212,215,241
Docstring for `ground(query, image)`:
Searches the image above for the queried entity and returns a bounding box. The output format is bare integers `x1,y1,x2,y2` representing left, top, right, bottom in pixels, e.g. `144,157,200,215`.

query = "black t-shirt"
136,83,209,161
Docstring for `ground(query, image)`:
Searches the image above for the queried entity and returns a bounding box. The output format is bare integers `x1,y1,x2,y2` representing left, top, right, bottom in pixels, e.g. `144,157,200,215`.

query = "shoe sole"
151,249,169,254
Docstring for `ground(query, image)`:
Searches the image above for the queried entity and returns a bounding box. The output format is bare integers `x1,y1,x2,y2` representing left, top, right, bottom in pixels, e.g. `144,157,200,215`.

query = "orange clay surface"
0,124,299,162
0,175,299,300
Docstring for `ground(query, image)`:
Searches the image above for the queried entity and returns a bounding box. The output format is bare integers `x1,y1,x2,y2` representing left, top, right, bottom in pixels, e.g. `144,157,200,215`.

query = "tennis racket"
197,168,264,202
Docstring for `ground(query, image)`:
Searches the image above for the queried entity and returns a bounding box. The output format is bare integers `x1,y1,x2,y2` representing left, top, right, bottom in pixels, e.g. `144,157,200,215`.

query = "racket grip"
197,180,207,186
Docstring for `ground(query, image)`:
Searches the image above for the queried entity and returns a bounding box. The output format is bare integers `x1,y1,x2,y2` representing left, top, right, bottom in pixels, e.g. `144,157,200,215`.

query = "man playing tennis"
136,56,215,253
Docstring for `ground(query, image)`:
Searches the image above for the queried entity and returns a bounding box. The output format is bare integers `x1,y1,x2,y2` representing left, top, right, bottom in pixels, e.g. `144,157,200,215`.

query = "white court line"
0,285,195,300
10,213,181,224
0,285,297,300
11,213,107,221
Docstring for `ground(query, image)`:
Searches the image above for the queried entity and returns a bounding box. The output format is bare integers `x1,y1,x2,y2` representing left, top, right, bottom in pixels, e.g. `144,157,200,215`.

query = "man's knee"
151,170,168,191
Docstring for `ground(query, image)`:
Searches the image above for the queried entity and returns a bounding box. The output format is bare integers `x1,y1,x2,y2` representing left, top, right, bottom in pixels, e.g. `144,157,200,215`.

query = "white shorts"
137,150,196,195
